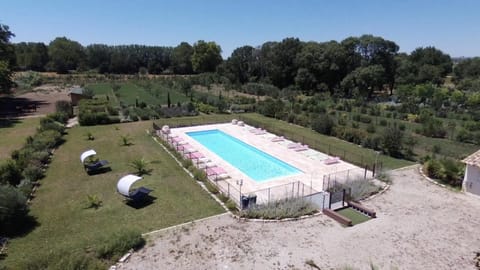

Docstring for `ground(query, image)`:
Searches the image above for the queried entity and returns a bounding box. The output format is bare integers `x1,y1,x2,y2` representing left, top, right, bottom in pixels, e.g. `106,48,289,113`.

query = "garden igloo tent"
117,174,152,201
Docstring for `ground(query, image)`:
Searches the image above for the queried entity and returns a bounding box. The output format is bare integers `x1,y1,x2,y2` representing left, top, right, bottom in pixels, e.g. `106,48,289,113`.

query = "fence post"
364,166,367,179
227,183,230,198
292,182,295,198
268,188,271,203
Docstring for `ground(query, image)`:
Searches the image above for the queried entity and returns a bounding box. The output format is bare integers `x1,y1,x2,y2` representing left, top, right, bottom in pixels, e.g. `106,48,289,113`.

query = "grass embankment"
3,121,224,268
335,207,370,225
87,82,190,107
238,113,413,170
0,117,40,160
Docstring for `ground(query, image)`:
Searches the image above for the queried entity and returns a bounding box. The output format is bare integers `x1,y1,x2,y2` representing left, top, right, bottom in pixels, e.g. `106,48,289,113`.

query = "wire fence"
153,119,380,209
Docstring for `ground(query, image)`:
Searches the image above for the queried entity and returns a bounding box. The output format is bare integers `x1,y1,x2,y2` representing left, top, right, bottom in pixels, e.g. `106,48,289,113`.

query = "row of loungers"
245,125,341,164
160,129,230,181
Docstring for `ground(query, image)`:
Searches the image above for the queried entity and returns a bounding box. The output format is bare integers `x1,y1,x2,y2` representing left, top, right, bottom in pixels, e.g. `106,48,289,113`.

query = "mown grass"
2,120,224,268
0,117,40,161
88,82,189,107
335,207,370,225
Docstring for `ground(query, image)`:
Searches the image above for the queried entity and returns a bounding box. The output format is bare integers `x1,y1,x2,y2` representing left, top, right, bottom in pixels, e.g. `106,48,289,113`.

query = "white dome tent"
117,174,152,202
80,149,110,174
80,149,97,163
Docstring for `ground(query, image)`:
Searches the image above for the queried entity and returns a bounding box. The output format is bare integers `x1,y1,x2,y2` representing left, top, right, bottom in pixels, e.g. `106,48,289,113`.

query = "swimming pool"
186,129,301,182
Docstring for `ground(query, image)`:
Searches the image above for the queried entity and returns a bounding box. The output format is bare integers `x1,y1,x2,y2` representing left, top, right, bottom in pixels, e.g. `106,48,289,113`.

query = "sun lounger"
287,143,301,149
84,160,109,172
271,136,284,142
294,145,309,151
324,156,340,165
128,187,153,201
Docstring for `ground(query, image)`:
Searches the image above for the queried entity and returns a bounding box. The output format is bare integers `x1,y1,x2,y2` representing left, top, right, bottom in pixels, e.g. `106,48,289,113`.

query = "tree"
0,61,14,93
86,44,111,73
268,38,303,89
224,45,256,84
341,65,386,98
409,46,452,84
171,42,193,74
312,114,335,135
14,42,49,71
191,40,222,73
0,24,15,93
381,124,404,158
48,37,86,73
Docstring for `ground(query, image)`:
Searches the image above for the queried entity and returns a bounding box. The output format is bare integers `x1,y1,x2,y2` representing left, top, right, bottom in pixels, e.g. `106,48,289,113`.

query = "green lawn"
0,117,40,161
3,121,224,268
87,83,120,106
336,207,371,225
88,82,190,107
238,113,413,170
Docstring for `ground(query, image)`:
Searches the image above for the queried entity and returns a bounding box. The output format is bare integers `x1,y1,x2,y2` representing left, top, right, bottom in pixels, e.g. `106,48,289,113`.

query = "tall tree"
86,44,111,73
48,37,85,73
224,45,256,84
268,37,303,89
171,42,193,74
191,40,222,73
409,46,452,85
14,42,49,71
0,24,15,93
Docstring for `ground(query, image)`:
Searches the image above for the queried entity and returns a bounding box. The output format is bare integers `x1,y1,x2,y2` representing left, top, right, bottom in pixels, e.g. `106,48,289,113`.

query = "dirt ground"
119,165,480,270
0,85,70,118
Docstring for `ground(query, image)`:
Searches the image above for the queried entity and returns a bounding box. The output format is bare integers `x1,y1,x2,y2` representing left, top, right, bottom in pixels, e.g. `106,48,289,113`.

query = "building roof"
463,150,480,167
70,87,84,95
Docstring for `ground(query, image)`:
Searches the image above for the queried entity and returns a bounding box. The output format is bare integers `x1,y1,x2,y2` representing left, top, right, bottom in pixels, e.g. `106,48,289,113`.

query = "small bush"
379,119,388,126
366,124,376,133
193,169,207,181
205,181,219,194
240,198,318,220
85,194,103,210
225,200,237,211
23,164,44,182
95,230,145,261
217,192,229,203
311,114,335,135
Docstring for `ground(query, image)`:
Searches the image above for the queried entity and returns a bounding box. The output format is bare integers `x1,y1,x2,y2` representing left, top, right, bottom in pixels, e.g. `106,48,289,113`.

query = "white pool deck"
165,123,367,197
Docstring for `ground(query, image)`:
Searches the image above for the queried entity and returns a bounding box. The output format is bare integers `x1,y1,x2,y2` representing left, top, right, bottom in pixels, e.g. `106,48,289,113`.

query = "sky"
2,0,480,58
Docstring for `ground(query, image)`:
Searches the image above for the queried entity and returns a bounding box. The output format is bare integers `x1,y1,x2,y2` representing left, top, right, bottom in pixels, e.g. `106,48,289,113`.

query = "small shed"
462,150,480,197
69,87,86,106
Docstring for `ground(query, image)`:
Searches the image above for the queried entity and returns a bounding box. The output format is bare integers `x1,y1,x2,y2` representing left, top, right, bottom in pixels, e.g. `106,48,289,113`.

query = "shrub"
225,200,238,211
0,185,29,235
311,114,335,135
95,229,145,261
379,119,388,126
205,181,219,194
85,194,103,210
55,100,73,117
424,159,445,180
351,122,359,128
366,124,376,133
193,169,207,182
21,250,104,270
47,112,69,124
361,136,381,150
0,159,23,186
398,123,406,131
240,198,318,220
129,158,150,175
39,117,65,134
23,164,44,182
381,125,404,158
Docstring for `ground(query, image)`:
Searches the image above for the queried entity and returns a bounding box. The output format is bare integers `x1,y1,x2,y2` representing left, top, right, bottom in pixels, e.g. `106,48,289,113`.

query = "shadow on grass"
0,118,22,128
2,215,40,239
125,195,157,209
86,167,112,176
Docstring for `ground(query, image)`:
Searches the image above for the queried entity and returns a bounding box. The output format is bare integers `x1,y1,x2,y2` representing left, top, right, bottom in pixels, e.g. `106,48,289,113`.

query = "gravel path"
119,166,480,270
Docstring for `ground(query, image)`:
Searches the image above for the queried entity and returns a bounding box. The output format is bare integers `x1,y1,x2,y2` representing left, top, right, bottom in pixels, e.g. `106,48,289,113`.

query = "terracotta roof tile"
462,150,480,166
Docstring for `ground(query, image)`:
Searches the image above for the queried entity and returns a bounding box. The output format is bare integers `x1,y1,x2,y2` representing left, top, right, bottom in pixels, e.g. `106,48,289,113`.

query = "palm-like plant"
85,131,94,140
130,158,151,175
120,134,132,146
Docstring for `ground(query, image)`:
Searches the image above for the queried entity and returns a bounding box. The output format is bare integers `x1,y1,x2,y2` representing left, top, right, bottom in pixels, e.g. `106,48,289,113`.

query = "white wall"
464,164,480,196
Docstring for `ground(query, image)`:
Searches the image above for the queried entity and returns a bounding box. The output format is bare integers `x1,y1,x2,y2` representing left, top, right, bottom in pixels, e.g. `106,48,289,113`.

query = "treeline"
7,23,480,98
14,38,222,75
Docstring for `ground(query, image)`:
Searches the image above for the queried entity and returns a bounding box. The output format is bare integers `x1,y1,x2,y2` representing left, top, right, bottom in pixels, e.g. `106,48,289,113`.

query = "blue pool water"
186,129,301,182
